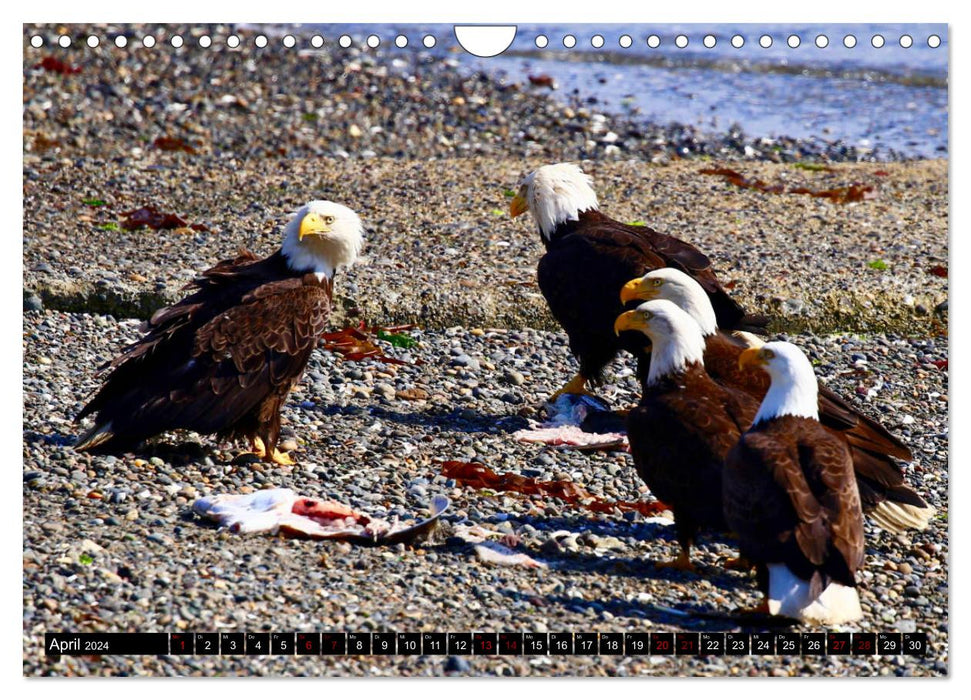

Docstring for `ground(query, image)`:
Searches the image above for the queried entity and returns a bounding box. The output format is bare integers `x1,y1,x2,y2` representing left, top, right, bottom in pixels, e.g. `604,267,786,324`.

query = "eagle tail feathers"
766,563,862,625
74,422,115,452
868,500,936,534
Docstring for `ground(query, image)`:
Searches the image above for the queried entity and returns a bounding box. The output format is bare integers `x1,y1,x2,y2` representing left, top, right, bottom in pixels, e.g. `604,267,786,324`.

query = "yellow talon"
550,373,592,400
656,549,697,573
250,437,267,459
268,449,296,466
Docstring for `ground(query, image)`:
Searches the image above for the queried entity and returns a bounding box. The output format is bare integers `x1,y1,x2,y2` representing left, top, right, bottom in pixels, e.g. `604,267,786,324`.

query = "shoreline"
25,23,935,164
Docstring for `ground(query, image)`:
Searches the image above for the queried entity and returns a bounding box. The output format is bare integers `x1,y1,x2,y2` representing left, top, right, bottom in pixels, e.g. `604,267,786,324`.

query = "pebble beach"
22,24,949,677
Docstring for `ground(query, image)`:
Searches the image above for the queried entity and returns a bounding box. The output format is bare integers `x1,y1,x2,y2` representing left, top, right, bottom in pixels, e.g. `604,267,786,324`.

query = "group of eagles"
74,163,934,625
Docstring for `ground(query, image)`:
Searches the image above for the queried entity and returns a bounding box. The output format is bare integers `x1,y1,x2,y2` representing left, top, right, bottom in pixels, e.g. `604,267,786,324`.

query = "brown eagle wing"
729,422,863,584
76,252,330,449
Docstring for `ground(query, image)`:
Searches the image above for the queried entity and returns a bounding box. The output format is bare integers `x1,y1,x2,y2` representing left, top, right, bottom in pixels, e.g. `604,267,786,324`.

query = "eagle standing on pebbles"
725,342,865,624
75,201,364,465
614,299,761,571
621,267,935,533
509,162,765,400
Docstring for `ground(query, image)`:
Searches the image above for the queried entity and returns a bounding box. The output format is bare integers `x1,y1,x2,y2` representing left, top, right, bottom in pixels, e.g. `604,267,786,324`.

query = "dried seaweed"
441,460,669,518
34,56,81,75
120,206,209,232
321,322,422,366
153,136,198,154
701,167,877,204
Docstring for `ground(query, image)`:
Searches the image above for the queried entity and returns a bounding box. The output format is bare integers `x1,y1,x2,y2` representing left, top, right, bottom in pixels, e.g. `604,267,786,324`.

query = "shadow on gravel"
25,428,227,468
23,430,76,448
479,512,673,542
313,403,531,435
492,580,791,632
526,592,796,632
540,549,749,591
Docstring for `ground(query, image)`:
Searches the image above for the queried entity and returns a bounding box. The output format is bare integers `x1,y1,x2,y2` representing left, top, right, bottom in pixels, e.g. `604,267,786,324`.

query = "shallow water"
305,23,949,159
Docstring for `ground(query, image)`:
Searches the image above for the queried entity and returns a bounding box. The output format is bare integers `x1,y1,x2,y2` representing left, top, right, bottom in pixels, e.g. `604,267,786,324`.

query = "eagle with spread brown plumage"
724,342,865,624
75,200,364,465
614,299,761,571
621,267,935,533
510,163,766,399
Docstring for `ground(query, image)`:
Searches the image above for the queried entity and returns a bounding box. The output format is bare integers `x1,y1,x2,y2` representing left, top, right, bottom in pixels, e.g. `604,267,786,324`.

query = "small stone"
501,369,525,386
374,383,396,400
444,656,470,673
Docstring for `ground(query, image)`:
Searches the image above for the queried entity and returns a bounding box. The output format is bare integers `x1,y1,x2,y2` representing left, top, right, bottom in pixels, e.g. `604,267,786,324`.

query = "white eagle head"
620,267,719,336
739,341,820,424
509,163,599,240
282,200,364,278
614,299,707,385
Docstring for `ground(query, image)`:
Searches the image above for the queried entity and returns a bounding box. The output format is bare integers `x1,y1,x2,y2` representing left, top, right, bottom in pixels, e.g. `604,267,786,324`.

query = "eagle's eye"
652,278,663,287
762,348,775,360
323,215,335,225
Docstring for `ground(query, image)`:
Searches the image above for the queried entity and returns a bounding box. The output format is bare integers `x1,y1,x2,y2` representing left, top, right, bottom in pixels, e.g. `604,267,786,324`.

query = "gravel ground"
22,23,948,678
23,312,948,676
23,157,948,337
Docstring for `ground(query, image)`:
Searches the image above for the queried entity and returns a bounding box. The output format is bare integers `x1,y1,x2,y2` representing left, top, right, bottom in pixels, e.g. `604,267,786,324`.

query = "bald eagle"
614,300,760,570
510,163,765,398
725,342,865,624
621,267,934,533
75,201,364,465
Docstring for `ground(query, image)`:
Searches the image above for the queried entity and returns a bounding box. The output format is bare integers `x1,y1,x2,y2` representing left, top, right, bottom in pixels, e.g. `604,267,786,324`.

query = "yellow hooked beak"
620,277,656,305
614,310,649,336
510,194,528,218
299,212,331,240
738,347,768,372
